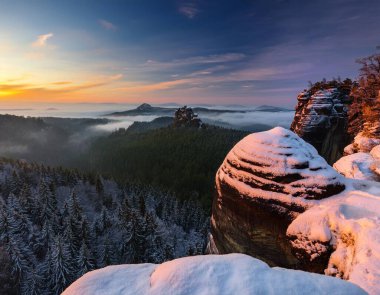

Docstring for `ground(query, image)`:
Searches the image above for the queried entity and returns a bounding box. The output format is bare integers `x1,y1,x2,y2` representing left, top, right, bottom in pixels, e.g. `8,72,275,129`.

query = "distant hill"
254,105,293,112
105,103,174,116
125,116,174,134
105,103,293,117
105,103,248,116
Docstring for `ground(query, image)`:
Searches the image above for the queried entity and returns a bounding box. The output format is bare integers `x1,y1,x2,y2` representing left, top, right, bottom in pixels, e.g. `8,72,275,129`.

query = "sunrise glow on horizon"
1,0,379,106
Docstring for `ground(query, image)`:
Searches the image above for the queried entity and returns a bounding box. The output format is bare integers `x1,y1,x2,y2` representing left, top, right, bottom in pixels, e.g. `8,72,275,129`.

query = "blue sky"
0,0,379,106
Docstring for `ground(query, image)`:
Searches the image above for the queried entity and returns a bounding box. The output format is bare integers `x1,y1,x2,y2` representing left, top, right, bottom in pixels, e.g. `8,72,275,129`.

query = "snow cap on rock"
217,127,345,203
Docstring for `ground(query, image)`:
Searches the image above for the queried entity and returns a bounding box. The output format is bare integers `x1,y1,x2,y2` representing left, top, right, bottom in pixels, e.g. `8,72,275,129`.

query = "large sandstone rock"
290,88,351,164
210,127,345,272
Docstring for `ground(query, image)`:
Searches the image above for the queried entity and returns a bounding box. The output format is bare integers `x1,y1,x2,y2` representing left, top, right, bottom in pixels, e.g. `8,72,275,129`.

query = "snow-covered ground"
63,254,365,295
334,153,378,180
288,179,380,294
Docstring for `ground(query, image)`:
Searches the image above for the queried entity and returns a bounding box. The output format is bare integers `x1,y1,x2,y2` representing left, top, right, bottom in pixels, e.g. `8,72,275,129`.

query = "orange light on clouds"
0,90,22,97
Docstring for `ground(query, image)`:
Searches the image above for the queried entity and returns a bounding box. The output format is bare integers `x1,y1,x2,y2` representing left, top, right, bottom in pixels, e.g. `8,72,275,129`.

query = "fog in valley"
0,102,294,170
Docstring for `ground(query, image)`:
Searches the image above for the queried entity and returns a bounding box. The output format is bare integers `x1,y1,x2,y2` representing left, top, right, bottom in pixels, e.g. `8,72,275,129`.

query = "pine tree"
144,212,164,263
18,183,34,216
20,267,43,295
68,190,82,220
98,237,114,268
164,243,175,261
76,241,95,277
9,170,20,195
51,235,73,295
6,235,31,283
139,195,146,216
37,179,57,226
127,210,147,263
95,175,104,195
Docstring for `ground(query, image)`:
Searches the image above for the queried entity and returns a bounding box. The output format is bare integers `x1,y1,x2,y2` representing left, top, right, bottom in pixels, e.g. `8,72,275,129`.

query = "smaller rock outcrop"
333,151,380,181
173,106,204,128
290,87,351,164
336,96,380,181
211,127,344,270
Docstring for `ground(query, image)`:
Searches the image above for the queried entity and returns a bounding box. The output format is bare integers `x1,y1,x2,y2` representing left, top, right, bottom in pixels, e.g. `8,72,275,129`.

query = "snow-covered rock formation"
287,180,380,295
290,88,351,164
334,97,380,181
63,254,365,295
211,127,345,270
210,127,380,294
344,133,380,155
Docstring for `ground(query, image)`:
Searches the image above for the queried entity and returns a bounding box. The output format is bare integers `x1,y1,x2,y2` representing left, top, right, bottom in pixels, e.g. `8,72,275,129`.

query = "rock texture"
210,127,345,271
290,88,351,164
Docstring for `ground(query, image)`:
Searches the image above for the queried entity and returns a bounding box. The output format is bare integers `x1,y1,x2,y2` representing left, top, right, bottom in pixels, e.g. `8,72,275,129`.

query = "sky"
0,0,379,106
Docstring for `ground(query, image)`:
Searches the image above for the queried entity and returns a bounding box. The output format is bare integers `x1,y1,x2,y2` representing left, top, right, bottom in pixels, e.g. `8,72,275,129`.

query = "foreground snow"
63,254,365,295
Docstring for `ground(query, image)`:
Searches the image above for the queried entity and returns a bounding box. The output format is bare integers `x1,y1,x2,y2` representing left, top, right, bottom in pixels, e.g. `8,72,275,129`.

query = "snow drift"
63,254,365,295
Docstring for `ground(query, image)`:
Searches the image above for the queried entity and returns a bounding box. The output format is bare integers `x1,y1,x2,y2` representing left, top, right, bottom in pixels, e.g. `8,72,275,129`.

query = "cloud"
109,73,123,81
119,79,192,92
0,73,124,100
51,81,72,85
178,2,200,19
144,53,245,70
98,19,118,31
32,33,54,48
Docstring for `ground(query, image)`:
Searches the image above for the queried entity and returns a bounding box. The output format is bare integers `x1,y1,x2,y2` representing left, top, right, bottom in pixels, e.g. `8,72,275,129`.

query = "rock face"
210,127,345,271
290,88,351,164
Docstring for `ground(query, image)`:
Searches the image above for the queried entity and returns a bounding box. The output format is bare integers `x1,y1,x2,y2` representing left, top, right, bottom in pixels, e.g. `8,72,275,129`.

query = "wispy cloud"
178,1,200,19
144,53,245,70
118,79,192,92
0,73,124,100
98,19,118,31
32,33,54,48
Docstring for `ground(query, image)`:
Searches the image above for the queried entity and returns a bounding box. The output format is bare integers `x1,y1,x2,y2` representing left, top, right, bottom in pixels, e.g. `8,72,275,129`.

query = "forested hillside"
86,126,248,208
0,159,208,294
